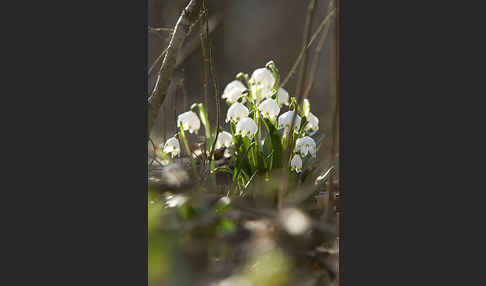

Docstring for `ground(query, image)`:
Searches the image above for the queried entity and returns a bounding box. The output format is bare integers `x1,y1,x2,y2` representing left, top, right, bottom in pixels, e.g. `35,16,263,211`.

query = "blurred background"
149,0,337,166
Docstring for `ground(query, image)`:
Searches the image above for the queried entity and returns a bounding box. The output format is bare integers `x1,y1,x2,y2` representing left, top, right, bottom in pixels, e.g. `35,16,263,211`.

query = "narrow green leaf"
233,142,255,181
197,103,211,142
244,170,258,189
263,119,283,169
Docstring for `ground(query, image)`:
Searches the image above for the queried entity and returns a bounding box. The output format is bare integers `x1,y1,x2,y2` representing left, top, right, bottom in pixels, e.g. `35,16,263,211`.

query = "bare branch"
208,41,221,161
294,0,317,99
302,1,334,100
148,47,168,76
200,1,210,118
149,26,173,33
285,8,336,155
147,0,203,136
176,11,223,68
281,8,336,88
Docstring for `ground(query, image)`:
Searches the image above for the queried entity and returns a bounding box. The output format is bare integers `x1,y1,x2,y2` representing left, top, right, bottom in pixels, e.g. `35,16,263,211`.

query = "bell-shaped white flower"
226,102,249,123
249,68,275,102
235,117,258,139
277,87,289,106
294,136,316,158
177,111,200,134
163,137,181,158
278,110,302,132
305,112,319,132
215,131,234,149
290,155,303,173
258,98,280,121
222,80,247,104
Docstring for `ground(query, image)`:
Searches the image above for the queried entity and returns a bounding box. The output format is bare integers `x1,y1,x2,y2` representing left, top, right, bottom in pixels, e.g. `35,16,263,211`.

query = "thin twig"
330,0,339,165
200,0,210,117
286,8,336,158
294,0,317,99
179,78,188,110
161,103,166,141
149,26,174,33
148,137,162,168
208,41,221,161
281,8,336,88
148,48,168,76
302,0,334,100
329,0,339,218
148,0,203,136
280,6,336,208
175,12,223,68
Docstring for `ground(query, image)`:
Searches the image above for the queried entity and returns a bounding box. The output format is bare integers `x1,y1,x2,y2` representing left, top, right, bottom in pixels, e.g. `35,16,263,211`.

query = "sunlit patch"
165,194,188,208
161,164,189,187
217,275,251,286
224,149,231,158
219,196,231,205
279,208,310,235
244,219,270,234
148,176,161,183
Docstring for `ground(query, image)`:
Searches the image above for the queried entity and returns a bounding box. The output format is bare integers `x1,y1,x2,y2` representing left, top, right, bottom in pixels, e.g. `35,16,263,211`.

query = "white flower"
305,112,319,132
277,87,289,106
226,102,249,123
278,110,301,132
235,117,258,139
294,136,316,158
290,155,303,173
177,111,200,134
258,98,280,121
163,137,181,158
249,68,275,102
222,80,247,104
215,131,234,149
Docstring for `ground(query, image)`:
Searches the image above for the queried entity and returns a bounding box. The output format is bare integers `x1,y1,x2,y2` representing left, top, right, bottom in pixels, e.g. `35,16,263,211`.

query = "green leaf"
299,116,309,135
197,103,211,141
263,119,283,169
217,218,236,235
244,170,258,189
233,142,255,182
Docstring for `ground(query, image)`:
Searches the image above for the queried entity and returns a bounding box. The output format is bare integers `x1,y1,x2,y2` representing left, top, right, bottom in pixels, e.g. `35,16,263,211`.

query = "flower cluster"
221,61,320,174
157,60,321,189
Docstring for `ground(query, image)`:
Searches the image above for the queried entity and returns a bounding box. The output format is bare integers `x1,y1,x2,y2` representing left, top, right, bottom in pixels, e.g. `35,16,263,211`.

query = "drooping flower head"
215,131,234,149
222,80,247,104
305,112,319,133
258,98,280,121
276,87,289,106
226,102,249,123
235,117,258,139
177,111,201,134
278,110,302,132
290,155,303,173
163,137,181,158
249,67,275,102
294,136,316,158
